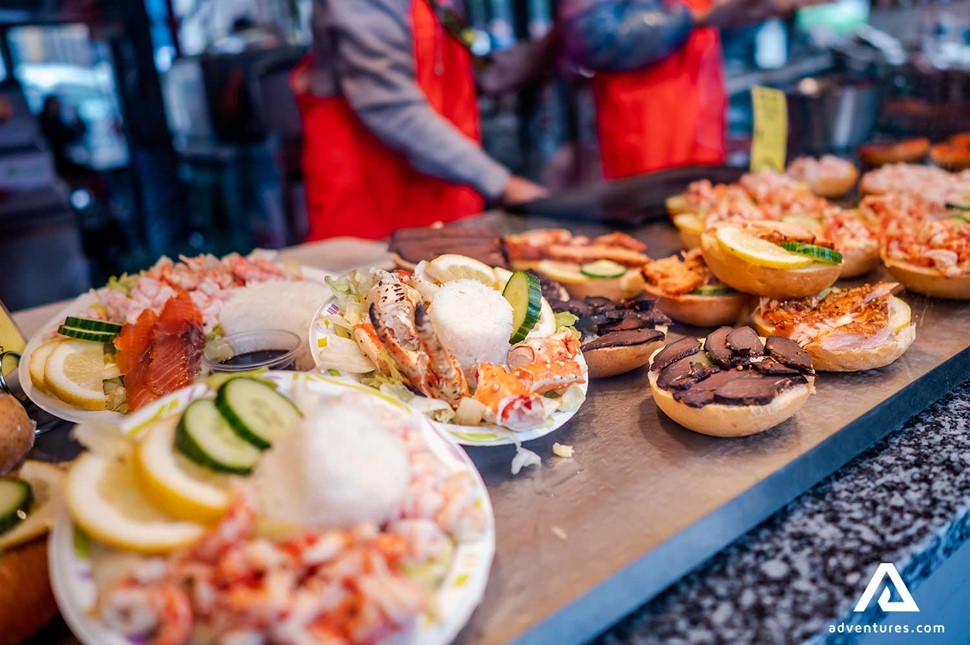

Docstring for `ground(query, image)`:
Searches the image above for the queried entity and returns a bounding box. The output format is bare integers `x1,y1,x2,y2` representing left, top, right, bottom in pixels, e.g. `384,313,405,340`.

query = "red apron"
591,0,726,179
295,0,484,241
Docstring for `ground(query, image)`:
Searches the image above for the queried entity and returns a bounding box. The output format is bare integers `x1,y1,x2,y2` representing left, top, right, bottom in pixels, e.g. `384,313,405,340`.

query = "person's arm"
329,0,511,200
558,0,695,72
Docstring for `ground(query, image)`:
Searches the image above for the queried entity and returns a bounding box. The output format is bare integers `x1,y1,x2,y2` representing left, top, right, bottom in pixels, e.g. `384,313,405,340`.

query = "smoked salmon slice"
114,293,204,411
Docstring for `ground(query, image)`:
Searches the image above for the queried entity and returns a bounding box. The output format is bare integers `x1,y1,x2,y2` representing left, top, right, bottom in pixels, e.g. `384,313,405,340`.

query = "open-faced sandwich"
753,283,916,372
541,277,669,379
881,215,970,299
647,327,815,437
778,209,880,279
315,255,587,434
786,155,859,198
700,221,843,299
667,180,764,249
504,229,647,300
388,225,508,271
859,162,970,204
54,374,492,644
641,249,752,327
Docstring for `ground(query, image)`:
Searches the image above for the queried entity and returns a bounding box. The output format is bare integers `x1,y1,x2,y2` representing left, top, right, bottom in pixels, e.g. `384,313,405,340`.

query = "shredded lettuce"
105,273,139,296
554,311,579,329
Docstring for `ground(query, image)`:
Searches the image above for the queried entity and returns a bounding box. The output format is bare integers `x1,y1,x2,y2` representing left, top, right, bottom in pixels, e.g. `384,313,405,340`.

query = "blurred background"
1,0,969,310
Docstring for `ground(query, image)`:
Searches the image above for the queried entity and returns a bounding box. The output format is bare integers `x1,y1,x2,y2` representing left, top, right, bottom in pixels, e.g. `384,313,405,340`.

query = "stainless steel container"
786,76,882,155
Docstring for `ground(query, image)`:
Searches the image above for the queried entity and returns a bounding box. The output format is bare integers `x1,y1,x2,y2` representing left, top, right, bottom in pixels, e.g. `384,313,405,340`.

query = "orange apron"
295,0,484,241
591,0,726,179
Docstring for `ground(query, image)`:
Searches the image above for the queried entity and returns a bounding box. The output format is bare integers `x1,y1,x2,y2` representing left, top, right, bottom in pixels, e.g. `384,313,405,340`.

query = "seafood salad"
25,252,309,415
60,375,490,645
315,255,588,432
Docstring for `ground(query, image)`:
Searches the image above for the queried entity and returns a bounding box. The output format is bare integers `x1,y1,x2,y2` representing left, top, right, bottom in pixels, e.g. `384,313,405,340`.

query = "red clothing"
591,0,726,179
295,0,484,241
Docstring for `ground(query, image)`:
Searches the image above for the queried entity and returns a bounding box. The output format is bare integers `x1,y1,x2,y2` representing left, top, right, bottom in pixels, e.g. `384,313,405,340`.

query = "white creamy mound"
219,280,330,369
429,279,513,377
253,401,410,532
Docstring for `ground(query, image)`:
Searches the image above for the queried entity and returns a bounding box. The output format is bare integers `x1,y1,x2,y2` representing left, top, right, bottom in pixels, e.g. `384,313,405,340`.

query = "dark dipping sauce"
651,326,815,408
219,349,295,370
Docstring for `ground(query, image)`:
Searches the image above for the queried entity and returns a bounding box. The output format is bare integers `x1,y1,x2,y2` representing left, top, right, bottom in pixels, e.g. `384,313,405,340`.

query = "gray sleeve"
328,0,510,200
558,0,695,72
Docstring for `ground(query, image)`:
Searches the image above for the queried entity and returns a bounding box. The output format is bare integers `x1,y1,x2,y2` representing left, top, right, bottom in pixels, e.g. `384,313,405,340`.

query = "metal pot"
785,76,882,155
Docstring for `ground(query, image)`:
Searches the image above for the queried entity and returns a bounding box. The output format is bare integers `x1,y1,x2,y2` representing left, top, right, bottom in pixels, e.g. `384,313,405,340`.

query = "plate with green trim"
48,371,495,645
311,298,589,447
19,264,331,425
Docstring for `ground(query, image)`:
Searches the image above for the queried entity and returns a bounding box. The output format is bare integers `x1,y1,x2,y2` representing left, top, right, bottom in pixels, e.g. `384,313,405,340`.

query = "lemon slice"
44,340,105,410
536,260,587,284
0,461,64,552
134,416,232,524
65,453,206,554
716,227,813,269
673,213,703,234
780,214,823,235
28,339,61,394
890,297,912,334
423,254,497,288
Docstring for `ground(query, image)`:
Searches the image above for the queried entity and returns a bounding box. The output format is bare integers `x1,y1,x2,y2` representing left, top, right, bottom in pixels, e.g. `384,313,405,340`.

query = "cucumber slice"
689,286,737,296
215,378,301,449
945,214,969,223
57,325,116,343
64,317,123,334
175,400,261,474
503,271,543,343
779,242,844,265
580,260,627,279
0,478,32,536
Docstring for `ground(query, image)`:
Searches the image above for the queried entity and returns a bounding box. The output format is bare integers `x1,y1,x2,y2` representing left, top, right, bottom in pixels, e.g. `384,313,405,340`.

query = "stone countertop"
595,378,970,645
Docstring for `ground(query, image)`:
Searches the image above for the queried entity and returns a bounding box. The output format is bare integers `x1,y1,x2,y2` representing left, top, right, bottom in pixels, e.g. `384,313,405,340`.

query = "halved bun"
700,232,842,299
642,283,752,327
883,257,970,300
648,368,814,437
512,260,645,300
930,142,970,171
389,251,417,272
858,138,929,167
584,338,665,379
753,297,916,371
0,537,56,643
838,245,881,279
809,165,859,198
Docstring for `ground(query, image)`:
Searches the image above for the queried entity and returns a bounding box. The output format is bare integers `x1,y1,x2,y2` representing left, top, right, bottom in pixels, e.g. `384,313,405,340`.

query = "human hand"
501,176,550,206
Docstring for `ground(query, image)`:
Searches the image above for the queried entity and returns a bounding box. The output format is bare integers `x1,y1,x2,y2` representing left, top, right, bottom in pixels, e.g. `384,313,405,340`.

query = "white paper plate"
20,266,333,424
311,297,588,447
48,371,495,645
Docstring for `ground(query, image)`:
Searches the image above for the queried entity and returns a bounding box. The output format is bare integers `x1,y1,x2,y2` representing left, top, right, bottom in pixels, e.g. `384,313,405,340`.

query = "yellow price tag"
0,301,25,377
750,86,788,173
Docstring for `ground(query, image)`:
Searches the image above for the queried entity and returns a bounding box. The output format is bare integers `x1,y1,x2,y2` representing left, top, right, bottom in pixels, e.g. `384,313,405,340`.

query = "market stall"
5,158,970,642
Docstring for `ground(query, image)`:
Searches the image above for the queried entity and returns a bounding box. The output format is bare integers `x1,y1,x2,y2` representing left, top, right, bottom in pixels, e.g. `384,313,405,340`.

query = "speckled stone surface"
595,378,970,645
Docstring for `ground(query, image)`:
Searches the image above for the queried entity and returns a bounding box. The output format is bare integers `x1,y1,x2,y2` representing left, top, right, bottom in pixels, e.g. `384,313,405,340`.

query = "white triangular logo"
853,563,920,613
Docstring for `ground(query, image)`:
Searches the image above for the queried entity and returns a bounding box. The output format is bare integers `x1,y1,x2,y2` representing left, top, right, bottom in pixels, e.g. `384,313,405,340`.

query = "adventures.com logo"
828,563,946,637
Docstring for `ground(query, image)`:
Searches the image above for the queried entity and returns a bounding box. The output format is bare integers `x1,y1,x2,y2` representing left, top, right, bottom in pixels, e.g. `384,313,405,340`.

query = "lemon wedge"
65,452,206,554
716,227,813,270
536,260,587,284
0,461,64,552
27,339,61,394
44,340,105,410
890,297,913,334
134,416,231,524
423,254,497,288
